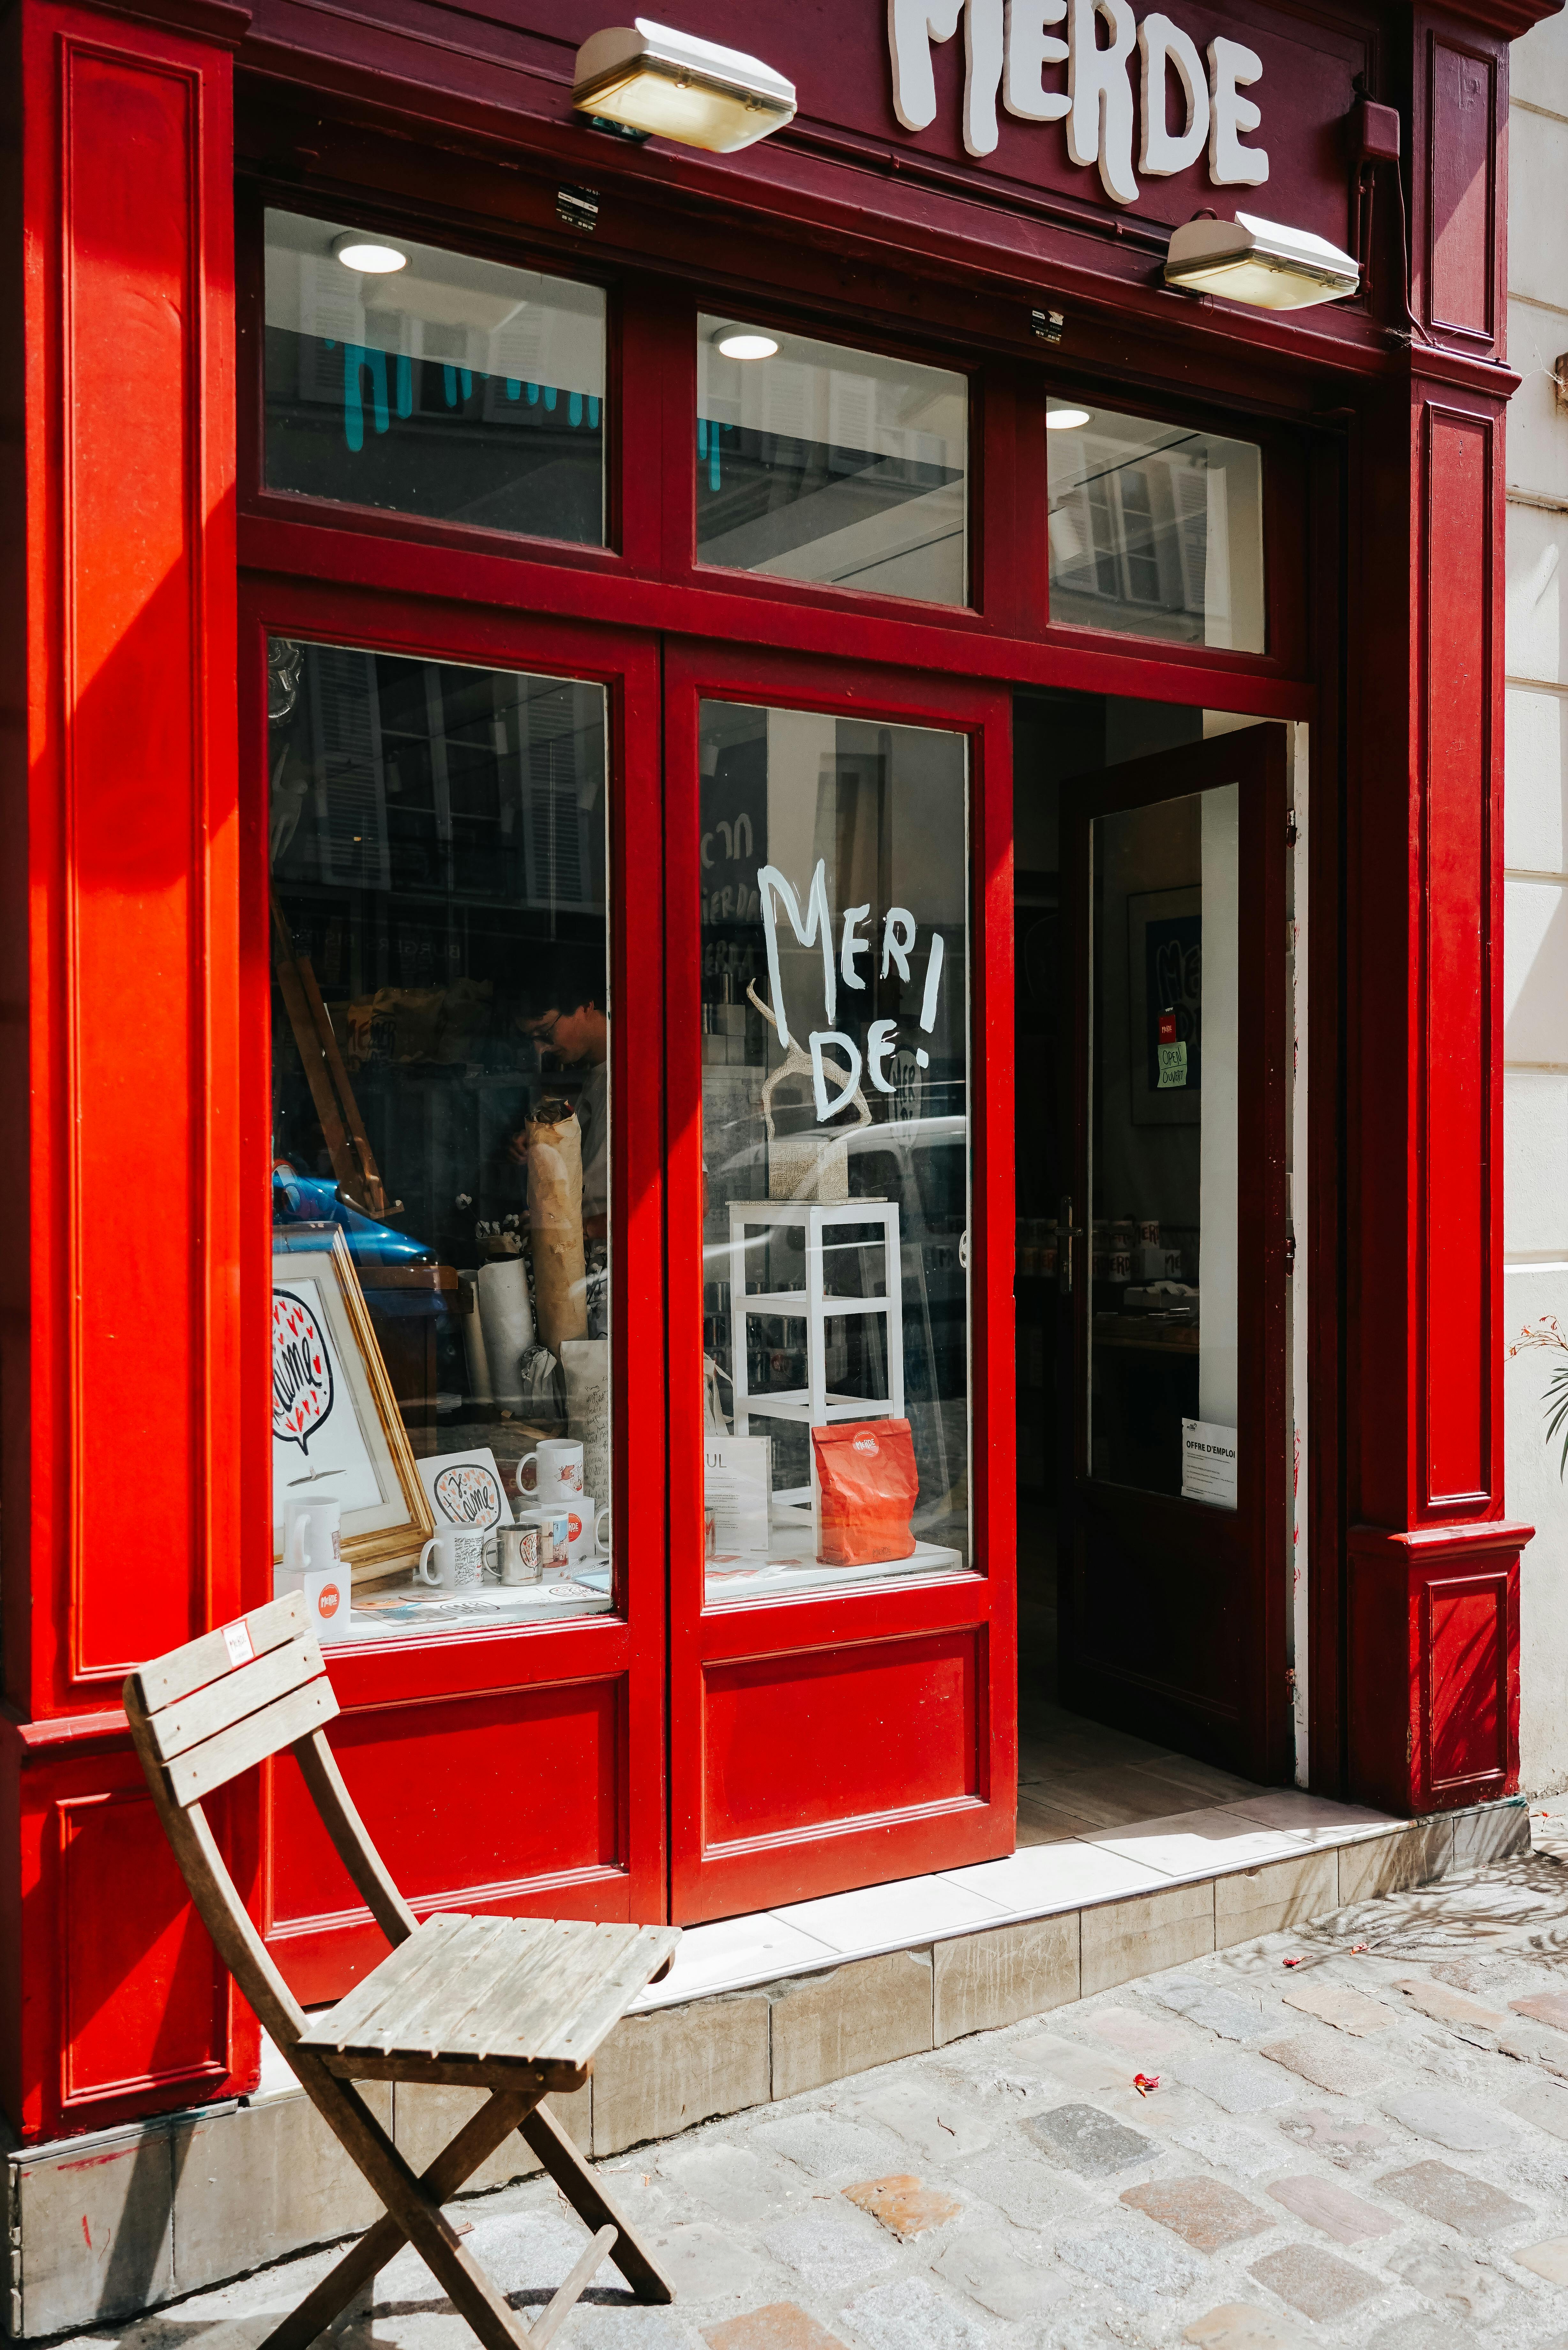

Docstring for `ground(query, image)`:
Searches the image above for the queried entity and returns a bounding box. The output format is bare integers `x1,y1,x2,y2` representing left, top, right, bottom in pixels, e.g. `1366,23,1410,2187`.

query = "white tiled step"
630,1786,1405,2012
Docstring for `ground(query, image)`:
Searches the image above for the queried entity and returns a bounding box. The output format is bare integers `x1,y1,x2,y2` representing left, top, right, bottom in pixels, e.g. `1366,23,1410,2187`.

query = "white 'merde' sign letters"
888,0,1268,205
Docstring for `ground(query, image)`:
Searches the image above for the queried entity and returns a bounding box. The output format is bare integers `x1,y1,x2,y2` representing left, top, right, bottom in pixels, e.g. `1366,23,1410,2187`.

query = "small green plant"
1510,1316,1568,1478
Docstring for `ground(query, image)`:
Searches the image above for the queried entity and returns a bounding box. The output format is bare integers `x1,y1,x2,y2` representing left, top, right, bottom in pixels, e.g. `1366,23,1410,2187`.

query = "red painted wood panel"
703,1632,982,1849
64,49,207,1678
1423,411,1492,1508
12,0,241,1714
1429,41,1495,337
1428,1574,1509,1788
59,1789,230,2111
268,1673,625,1964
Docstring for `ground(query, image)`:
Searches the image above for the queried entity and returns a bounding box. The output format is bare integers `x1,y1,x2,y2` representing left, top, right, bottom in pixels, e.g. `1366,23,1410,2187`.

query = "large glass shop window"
1088,785,1239,1505
699,702,972,1600
1046,399,1264,652
268,638,613,1638
263,211,607,544
696,319,969,604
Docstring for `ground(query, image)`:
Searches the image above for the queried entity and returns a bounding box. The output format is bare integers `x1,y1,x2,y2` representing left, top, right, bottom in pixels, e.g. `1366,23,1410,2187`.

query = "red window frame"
238,576,668,1989
663,640,1017,1920
233,135,1322,1952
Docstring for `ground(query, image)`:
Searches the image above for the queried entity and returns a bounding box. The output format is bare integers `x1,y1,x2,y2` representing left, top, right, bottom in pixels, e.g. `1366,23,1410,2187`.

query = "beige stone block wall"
767,1953,934,2100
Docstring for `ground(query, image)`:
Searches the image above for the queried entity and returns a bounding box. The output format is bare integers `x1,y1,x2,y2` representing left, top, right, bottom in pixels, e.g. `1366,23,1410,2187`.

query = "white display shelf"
704,1504,964,1600
344,1576,612,1637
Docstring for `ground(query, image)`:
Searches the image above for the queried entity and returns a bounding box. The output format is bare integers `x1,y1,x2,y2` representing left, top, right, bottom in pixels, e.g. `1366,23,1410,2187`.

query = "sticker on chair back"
222,1620,255,1668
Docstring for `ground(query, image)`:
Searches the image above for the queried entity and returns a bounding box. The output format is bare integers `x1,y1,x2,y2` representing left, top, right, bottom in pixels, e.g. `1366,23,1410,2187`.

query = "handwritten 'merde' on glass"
759,860,947,1122
888,0,1268,205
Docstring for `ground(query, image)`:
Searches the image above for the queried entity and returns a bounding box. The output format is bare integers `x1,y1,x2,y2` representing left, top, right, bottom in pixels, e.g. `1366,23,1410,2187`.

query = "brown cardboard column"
0,0,253,2139
1344,5,1529,1815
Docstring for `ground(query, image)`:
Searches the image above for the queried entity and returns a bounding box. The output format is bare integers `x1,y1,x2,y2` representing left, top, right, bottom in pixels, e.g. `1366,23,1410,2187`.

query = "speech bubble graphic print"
433,1463,503,1528
273,1288,335,1456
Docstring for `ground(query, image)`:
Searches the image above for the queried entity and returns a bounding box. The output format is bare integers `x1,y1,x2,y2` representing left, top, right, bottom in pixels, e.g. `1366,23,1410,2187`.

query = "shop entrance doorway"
1014,693,1294,1840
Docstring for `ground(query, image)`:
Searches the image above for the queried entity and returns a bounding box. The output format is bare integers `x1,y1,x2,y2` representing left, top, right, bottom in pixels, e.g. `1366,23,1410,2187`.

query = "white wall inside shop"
1506,6,1568,1792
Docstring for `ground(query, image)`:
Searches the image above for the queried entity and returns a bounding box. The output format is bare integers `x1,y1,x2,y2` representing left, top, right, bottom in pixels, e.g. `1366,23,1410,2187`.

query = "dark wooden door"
1058,725,1290,1782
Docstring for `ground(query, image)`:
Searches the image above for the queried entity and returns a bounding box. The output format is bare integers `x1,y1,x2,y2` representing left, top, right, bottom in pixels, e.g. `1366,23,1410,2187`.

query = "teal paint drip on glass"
527,382,540,406
701,418,721,492
396,355,412,419
506,379,521,399
443,364,459,407
544,385,558,412
461,368,472,399
697,417,708,458
341,344,390,453
588,396,600,428
569,391,583,427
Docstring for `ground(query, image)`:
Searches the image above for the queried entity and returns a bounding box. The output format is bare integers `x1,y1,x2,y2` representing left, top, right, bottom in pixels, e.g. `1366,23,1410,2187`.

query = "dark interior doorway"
1013,687,1290,1844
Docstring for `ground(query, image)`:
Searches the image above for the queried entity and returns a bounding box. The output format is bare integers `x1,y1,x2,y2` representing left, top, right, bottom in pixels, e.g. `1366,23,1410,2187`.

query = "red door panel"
665,641,1016,1922
240,587,668,1981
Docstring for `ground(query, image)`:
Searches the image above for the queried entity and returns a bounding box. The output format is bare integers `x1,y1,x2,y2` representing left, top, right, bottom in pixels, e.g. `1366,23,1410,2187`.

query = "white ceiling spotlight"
1163,212,1359,311
1045,406,1092,430
712,326,779,360
572,20,797,153
330,232,409,274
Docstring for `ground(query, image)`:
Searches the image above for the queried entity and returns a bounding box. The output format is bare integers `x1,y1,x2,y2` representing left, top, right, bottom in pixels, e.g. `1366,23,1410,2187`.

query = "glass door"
665,645,1016,1922
1058,724,1290,1781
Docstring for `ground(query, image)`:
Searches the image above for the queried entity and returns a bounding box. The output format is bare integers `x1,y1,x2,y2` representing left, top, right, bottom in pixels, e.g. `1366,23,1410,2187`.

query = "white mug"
563,1495,610,1568
285,1499,341,1576
516,1440,584,1502
415,1526,490,1591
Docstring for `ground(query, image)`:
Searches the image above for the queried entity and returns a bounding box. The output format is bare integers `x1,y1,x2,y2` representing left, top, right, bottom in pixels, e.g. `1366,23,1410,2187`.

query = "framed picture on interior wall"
272,1223,434,1581
1127,886,1202,1127
417,1447,513,1532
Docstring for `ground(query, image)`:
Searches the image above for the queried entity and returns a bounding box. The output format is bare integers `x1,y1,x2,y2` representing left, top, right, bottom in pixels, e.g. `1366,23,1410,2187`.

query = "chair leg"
519,2101,675,2305
282,2069,538,2350
259,2086,541,2350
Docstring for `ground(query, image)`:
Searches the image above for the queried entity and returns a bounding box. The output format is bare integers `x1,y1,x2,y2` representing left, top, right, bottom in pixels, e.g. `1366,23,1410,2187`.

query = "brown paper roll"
527,1099,588,1351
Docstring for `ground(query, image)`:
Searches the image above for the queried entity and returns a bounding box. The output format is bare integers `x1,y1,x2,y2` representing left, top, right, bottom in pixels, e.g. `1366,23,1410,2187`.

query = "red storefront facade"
0,0,1544,2150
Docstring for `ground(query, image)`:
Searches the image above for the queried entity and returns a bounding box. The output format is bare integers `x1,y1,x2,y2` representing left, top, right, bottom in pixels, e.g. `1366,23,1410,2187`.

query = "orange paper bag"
812,1418,919,1566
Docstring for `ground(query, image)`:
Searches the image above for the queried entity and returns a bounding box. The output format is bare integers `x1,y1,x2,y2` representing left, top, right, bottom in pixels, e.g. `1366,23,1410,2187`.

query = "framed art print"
272,1222,433,1580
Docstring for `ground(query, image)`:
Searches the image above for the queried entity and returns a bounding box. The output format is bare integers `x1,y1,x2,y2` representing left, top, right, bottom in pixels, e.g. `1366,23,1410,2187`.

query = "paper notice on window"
704,1435,772,1560
1182,1419,1237,1509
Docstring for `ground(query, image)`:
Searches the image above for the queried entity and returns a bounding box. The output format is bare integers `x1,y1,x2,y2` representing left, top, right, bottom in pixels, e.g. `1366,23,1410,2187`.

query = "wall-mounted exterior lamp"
1164,211,1360,310
572,20,797,152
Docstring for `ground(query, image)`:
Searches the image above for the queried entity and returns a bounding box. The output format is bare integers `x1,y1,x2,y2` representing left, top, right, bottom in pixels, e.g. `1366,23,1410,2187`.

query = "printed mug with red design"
563,1496,610,1567
516,1439,584,1504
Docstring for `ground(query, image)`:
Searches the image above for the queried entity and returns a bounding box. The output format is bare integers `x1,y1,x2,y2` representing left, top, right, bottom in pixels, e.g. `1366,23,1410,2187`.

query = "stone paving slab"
40,1834,1568,2350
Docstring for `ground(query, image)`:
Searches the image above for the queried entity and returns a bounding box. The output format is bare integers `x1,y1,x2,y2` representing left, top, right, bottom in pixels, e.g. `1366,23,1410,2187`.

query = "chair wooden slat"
164,1673,339,1806
552,1927,682,2061
443,1922,603,2059
136,1592,310,1713
460,1924,631,2061
308,1913,471,2051
149,1635,327,1762
500,1924,643,2058
295,1730,418,1945
358,1915,518,2058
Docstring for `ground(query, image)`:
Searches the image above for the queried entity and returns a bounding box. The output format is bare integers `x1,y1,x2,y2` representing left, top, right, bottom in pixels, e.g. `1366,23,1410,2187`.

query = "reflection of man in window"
511,958,609,1242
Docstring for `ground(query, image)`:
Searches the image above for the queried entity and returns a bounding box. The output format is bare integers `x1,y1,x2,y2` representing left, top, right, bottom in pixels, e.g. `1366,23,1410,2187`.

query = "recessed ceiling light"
1046,406,1092,430
331,233,409,275
573,20,796,153
715,329,779,360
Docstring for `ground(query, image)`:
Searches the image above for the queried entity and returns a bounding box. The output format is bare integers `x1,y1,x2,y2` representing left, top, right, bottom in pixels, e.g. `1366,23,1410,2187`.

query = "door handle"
1058,1194,1084,1296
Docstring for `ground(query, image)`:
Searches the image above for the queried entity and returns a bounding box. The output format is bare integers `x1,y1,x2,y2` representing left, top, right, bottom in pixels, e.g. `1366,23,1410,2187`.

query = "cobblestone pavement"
60,1829,1568,2350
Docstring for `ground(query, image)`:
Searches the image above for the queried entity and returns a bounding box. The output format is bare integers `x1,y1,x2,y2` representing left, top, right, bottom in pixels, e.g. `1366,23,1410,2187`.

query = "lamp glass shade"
1164,211,1359,311
574,20,796,152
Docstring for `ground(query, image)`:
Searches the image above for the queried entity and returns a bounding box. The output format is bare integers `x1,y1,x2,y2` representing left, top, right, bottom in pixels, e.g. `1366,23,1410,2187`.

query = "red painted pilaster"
0,0,252,2139
1344,6,1530,1815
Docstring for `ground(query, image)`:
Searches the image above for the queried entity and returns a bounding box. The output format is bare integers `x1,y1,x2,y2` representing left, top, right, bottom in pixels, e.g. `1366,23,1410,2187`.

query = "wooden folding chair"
125,1591,682,2350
